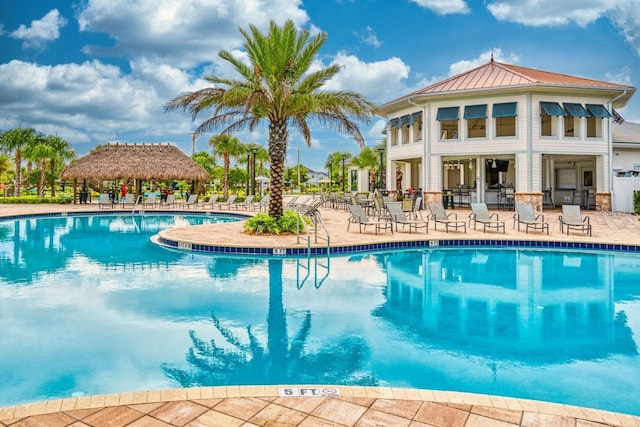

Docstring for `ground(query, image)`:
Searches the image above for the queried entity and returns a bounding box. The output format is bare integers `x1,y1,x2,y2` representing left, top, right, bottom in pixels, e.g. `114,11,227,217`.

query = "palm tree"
208,134,245,198
45,135,75,196
24,133,54,197
325,151,352,191
0,127,37,196
164,20,374,218
351,147,380,191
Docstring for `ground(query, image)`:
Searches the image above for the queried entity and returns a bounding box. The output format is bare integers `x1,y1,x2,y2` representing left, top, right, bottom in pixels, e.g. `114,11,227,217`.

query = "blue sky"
1,0,639,171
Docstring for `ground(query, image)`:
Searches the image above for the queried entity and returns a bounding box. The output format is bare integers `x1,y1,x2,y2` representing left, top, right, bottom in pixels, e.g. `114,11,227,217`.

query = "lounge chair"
469,202,505,233
142,193,158,208
347,204,393,234
513,203,549,234
184,194,199,208
559,205,592,236
385,202,428,233
203,194,220,209
249,195,269,212
121,193,137,208
217,194,237,209
428,202,466,233
98,193,113,209
234,195,255,210
161,193,177,209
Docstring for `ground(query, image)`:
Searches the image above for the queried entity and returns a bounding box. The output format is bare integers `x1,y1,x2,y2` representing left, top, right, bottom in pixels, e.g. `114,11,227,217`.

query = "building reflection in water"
379,249,637,363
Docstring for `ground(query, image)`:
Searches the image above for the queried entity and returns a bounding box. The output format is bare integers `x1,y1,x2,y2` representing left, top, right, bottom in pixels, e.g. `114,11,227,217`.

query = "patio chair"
98,193,113,209
428,202,466,233
217,194,237,209
347,204,393,235
161,193,177,209
559,205,592,236
386,202,429,234
142,193,158,208
121,193,137,208
203,194,220,209
513,203,549,234
249,195,269,212
234,195,255,210
469,202,505,233
184,193,199,208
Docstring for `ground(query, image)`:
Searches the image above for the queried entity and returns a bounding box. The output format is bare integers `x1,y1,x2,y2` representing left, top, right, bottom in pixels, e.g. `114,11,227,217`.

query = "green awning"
464,104,487,120
398,114,411,126
563,103,589,117
407,111,422,125
586,104,612,118
492,102,517,118
388,118,400,129
540,102,566,116
436,106,459,121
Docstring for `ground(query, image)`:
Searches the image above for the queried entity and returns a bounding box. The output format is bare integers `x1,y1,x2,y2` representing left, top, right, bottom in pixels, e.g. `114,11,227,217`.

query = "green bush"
0,195,72,204
244,210,308,234
634,190,640,214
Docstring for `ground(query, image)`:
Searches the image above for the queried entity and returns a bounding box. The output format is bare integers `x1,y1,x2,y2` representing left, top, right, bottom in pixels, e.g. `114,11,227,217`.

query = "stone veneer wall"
424,191,443,205
514,192,543,211
596,192,611,211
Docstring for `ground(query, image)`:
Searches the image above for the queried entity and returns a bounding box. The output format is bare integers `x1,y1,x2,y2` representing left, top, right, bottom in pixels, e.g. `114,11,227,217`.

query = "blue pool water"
0,214,639,416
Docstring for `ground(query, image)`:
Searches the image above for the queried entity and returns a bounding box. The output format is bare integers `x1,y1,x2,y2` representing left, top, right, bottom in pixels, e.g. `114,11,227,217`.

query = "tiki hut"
61,143,210,203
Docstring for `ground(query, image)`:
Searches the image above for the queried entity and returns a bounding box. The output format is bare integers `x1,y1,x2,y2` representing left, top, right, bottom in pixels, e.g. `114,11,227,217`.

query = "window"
408,111,422,142
586,104,611,138
436,107,459,140
388,118,400,146
540,102,566,137
492,102,517,137
464,104,487,138
563,103,589,138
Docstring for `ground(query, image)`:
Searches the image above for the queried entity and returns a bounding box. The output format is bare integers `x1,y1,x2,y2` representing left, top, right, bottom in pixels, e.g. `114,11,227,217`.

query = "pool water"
0,214,639,416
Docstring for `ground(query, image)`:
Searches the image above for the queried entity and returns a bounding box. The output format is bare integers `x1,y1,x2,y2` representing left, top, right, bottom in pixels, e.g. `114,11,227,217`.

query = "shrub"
634,190,640,214
244,210,309,234
0,195,72,204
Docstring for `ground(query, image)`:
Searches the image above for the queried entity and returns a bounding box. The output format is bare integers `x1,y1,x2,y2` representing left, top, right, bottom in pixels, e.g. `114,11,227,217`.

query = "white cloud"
77,0,310,68
10,9,67,49
0,59,193,148
319,52,410,104
605,66,633,86
609,0,640,56
354,26,382,48
448,49,520,76
485,0,640,56
410,0,471,15
409,0,470,15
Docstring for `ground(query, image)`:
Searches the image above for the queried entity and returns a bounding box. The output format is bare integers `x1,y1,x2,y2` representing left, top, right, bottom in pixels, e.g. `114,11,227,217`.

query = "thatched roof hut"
61,143,210,182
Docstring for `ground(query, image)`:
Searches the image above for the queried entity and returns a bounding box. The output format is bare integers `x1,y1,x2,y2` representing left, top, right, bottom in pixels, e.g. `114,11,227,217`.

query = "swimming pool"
0,214,639,416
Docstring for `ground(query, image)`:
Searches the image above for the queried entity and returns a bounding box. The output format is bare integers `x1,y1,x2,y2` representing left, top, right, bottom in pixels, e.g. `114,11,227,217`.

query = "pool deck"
1,201,640,426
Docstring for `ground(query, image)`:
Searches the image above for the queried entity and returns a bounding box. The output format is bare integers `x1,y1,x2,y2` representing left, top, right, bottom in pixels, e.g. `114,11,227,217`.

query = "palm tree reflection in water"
162,259,377,387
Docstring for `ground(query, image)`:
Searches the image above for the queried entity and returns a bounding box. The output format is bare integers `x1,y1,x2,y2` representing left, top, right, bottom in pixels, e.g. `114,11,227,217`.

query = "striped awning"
436,106,459,121
407,111,422,125
492,102,517,118
563,103,590,117
464,104,487,120
540,102,566,116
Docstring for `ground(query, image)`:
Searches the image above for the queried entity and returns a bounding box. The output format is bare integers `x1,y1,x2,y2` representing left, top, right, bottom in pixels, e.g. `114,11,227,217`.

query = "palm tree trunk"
38,160,46,197
223,154,230,199
268,122,288,218
49,159,56,196
13,152,21,196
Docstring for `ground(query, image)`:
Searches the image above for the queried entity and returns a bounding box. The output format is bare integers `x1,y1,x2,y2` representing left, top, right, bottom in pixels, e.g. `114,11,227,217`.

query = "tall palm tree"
0,127,36,196
164,20,374,218
208,134,245,198
24,133,54,198
45,135,75,196
351,147,380,191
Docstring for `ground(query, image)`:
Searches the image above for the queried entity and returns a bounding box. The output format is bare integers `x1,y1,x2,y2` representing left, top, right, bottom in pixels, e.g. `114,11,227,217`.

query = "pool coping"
1,385,639,426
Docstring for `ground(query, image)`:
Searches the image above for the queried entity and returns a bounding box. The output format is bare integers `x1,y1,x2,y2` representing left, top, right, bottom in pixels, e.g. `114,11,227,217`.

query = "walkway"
1,201,640,426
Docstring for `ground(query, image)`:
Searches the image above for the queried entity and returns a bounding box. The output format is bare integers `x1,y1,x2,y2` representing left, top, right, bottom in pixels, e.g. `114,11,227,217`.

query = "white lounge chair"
428,202,466,233
217,194,237,209
347,204,393,234
559,205,592,236
161,193,177,209
385,202,428,233
234,195,255,210
514,203,549,234
142,193,158,208
98,193,113,209
184,194,199,208
469,202,505,233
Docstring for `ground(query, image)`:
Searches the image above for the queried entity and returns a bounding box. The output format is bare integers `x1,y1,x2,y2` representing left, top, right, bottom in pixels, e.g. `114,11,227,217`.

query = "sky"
1,0,640,172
